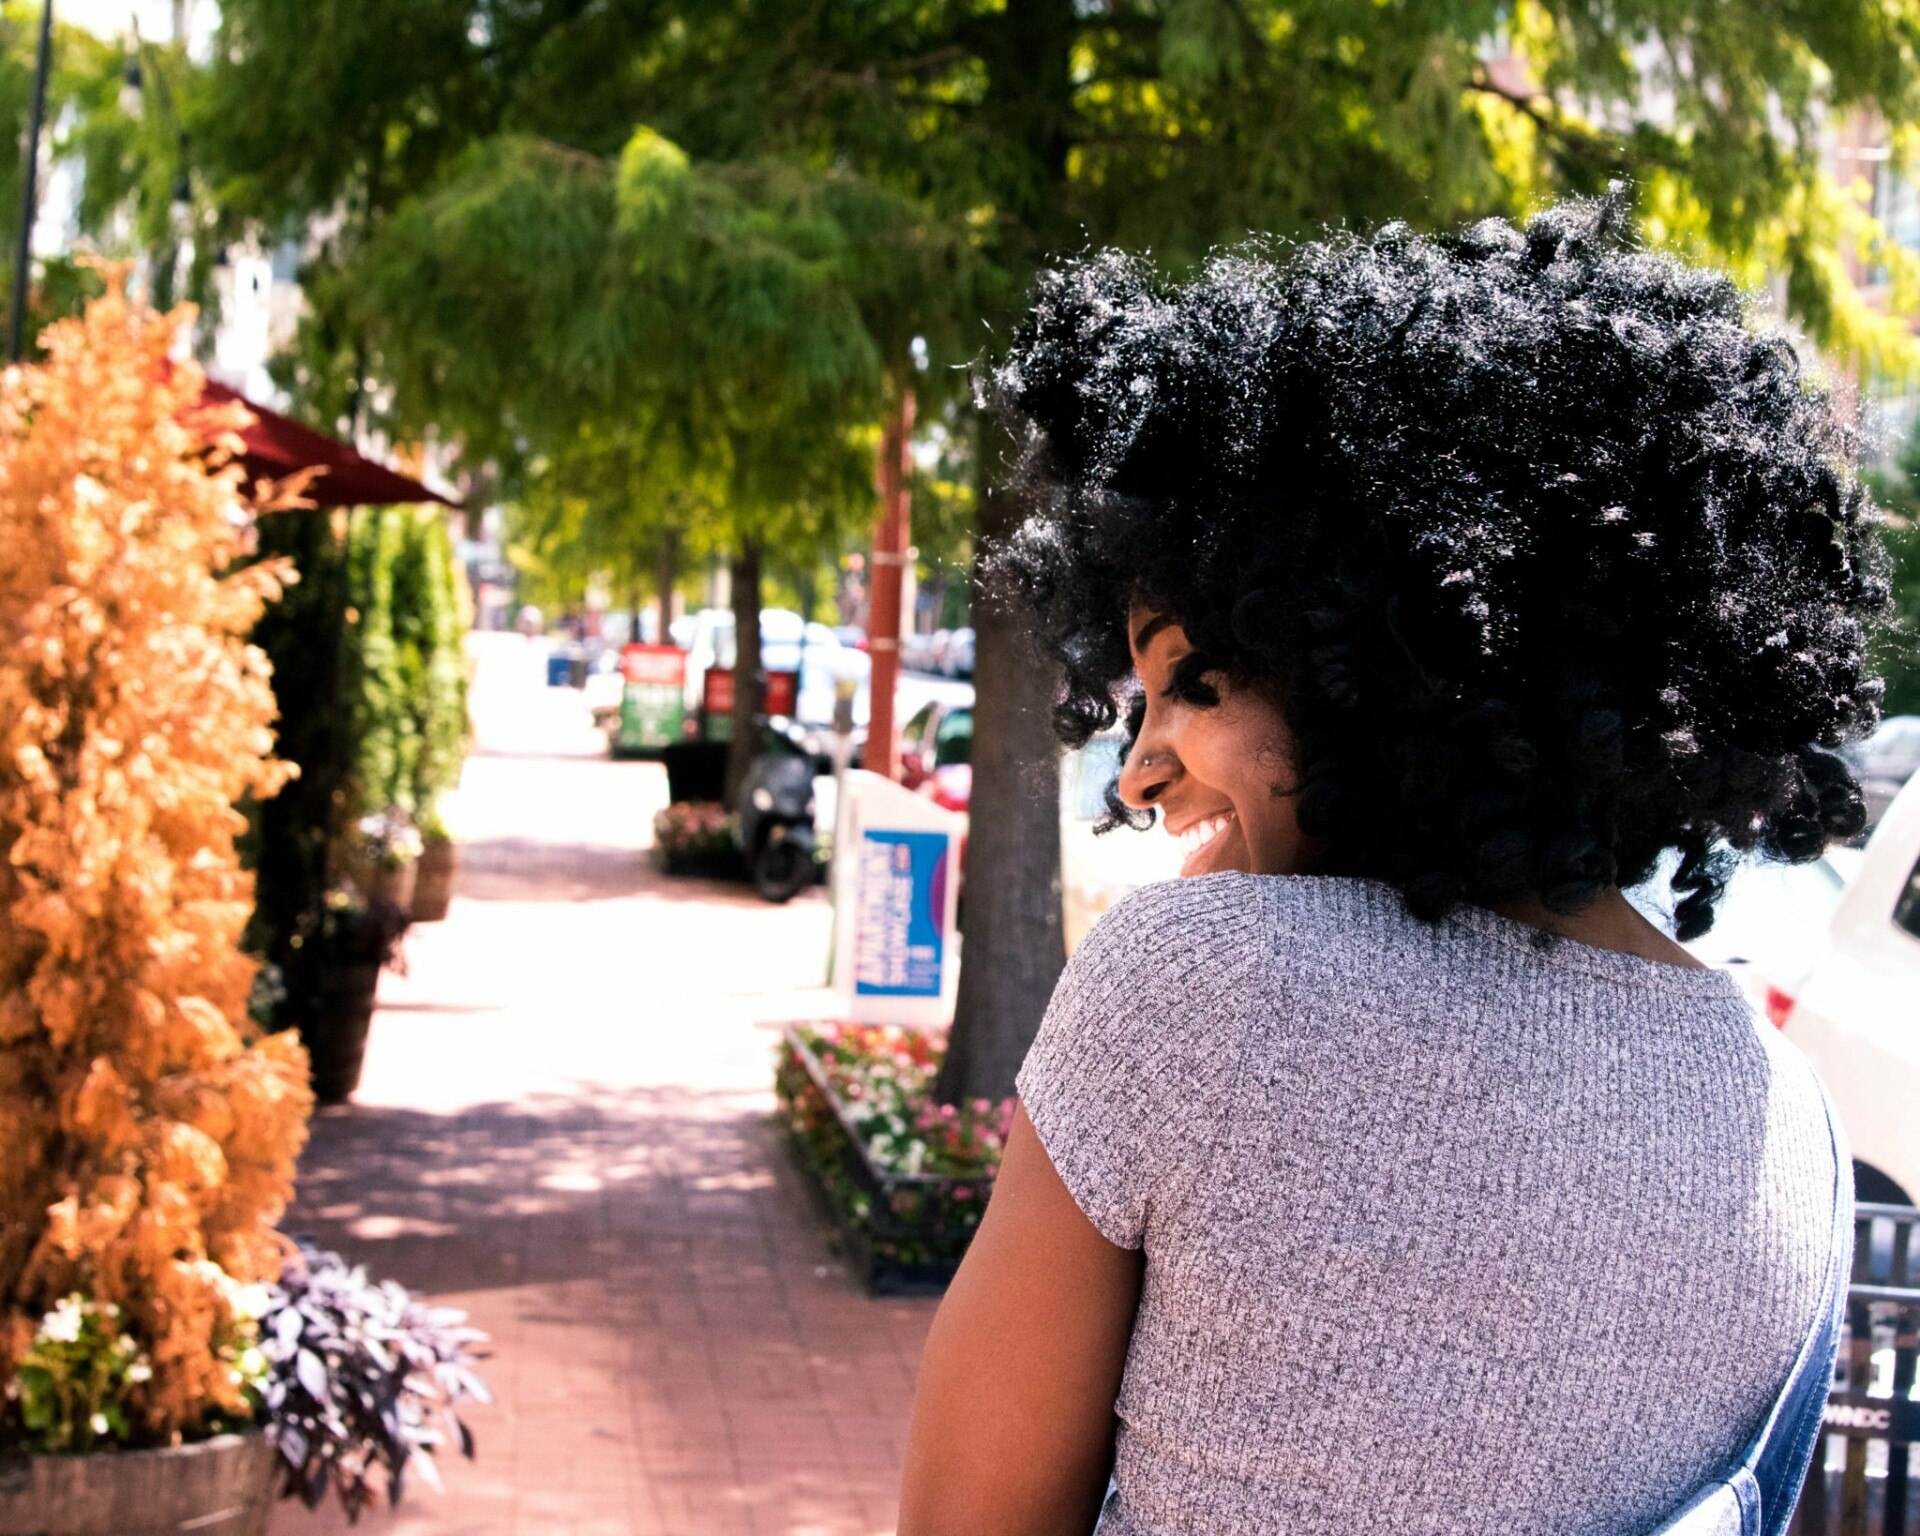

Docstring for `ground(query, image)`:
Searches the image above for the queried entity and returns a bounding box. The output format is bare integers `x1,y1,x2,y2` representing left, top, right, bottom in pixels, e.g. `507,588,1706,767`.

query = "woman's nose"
1118,735,1177,810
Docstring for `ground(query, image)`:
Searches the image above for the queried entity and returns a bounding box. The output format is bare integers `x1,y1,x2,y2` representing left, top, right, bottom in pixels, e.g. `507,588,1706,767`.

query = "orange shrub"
0,281,313,1443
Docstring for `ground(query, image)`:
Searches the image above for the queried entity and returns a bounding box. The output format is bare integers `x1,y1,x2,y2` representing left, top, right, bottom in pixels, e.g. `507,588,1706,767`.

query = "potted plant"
258,1240,489,1522
289,891,410,1106
0,286,312,1530
356,808,424,914
651,800,743,878
411,806,457,923
1,1242,491,1534
1,1291,279,1536
775,1024,1013,1292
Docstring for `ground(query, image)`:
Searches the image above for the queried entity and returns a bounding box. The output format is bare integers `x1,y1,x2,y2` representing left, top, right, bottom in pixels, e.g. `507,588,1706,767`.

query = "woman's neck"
1489,887,1705,970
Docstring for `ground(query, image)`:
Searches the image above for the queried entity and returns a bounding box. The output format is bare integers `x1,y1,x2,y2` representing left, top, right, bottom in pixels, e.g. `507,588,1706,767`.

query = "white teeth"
1175,813,1232,854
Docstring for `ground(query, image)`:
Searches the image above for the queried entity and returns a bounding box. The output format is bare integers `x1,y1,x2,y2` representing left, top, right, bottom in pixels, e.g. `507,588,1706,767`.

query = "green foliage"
345,506,410,818
190,0,1920,558
908,406,979,585
247,504,465,1001
0,12,133,343
1864,420,1920,716
774,1024,1009,1282
195,0,1920,1098
0,13,238,348
399,510,471,812
14,1294,152,1453
246,509,352,986
1880,514,1920,717
344,506,468,821
12,1291,267,1454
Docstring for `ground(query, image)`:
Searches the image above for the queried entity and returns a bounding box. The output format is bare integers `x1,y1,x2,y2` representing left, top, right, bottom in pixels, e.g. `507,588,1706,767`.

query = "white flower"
40,1296,85,1345
228,1283,273,1323
126,1361,153,1384
88,1413,109,1437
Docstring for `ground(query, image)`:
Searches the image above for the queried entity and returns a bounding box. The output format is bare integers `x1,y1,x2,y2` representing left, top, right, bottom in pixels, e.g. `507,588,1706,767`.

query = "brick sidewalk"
275,635,936,1536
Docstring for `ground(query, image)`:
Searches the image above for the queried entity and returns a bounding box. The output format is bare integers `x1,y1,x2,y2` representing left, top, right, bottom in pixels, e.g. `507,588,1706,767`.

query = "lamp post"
8,0,54,363
866,385,915,781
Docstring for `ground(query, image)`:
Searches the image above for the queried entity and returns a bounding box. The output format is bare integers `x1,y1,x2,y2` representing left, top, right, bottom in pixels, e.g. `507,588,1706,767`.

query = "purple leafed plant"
259,1239,491,1523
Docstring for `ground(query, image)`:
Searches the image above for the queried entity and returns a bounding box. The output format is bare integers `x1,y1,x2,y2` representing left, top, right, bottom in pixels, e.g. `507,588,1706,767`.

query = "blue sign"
852,829,950,997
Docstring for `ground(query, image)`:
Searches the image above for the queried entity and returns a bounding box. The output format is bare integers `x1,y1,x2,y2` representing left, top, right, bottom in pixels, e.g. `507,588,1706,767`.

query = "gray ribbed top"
1015,873,1835,1536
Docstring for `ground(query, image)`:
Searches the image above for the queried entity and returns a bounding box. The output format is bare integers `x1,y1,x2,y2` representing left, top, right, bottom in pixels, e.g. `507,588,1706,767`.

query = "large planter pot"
412,836,457,923
366,859,417,914
651,842,746,881
298,956,383,1105
661,740,729,803
0,1431,278,1536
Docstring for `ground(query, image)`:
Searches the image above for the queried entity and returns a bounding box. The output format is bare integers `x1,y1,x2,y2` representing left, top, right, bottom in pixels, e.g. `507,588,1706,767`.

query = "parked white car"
1666,853,1856,1020
1775,772,1920,1204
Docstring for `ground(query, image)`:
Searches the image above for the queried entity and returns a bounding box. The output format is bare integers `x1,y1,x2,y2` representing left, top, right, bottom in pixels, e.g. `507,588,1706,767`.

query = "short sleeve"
1015,876,1267,1249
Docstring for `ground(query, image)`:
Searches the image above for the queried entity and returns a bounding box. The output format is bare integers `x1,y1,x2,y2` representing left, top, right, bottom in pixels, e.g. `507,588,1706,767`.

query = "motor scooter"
734,716,833,902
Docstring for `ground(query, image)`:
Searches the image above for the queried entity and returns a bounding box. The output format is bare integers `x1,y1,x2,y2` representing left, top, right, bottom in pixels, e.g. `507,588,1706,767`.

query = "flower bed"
775,1024,1012,1294
2,1241,489,1525
650,801,744,879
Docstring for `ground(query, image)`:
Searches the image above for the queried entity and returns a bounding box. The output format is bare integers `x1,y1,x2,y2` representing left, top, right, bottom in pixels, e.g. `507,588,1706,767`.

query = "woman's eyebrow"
1131,612,1175,654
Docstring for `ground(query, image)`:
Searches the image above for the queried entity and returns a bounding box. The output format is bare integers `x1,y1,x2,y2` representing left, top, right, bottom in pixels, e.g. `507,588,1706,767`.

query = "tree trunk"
934,422,1066,1104
934,0,1077,1104
724,537,763,807
655,527,679,645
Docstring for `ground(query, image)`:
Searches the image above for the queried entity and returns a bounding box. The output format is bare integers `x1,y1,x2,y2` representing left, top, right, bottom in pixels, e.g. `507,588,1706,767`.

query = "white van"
1775,772,1920,1204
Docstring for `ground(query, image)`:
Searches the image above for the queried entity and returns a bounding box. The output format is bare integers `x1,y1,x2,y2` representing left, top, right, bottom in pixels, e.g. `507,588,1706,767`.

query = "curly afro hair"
987,188,1890,941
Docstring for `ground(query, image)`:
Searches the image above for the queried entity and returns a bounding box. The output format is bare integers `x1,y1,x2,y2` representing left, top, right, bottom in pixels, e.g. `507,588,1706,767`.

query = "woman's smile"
1168,808,1243,876
1118,604,1312,879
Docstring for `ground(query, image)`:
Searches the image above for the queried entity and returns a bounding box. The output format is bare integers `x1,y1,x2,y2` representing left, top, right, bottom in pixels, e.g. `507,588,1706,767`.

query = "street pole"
9,0,54,363
866,386,914,780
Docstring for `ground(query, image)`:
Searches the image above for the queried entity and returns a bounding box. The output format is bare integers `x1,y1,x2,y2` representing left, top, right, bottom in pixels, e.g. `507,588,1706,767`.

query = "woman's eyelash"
1163,652,1222,706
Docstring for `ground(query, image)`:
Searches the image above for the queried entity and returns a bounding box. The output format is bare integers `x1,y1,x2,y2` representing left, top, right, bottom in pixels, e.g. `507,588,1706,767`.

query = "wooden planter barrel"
412,837,457,922
366,859,417,915
298,956,383,1105
0,1431,277,1536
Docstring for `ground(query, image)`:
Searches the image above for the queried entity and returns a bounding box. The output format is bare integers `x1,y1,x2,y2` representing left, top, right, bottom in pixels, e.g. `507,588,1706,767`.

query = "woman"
898,191,1881,1535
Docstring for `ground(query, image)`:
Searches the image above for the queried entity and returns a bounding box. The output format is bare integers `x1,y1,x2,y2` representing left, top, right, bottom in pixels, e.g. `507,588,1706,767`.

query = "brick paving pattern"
276,634,936,1536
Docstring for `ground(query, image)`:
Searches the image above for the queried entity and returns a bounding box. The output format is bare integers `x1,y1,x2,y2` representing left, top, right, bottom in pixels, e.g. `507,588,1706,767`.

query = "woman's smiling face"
1116,605,1313,878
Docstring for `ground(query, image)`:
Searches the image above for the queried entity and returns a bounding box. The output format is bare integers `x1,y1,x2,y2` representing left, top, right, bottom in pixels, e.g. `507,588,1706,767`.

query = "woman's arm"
898,1104,1145,1536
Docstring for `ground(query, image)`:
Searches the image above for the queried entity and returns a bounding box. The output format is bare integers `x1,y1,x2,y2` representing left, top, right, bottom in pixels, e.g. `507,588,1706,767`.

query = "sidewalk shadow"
290,1084,841,1299
287,1083,926,1534
452,834,827,910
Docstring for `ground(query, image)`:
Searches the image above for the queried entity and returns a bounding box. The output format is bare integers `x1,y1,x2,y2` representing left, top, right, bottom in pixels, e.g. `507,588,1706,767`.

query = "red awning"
200,380,459,508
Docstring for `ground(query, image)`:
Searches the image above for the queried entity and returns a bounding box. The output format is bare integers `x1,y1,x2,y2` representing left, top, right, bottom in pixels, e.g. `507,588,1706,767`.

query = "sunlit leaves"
0,284,313,1445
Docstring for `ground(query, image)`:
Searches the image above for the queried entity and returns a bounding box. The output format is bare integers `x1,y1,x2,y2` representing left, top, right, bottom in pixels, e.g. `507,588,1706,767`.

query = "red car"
899,701,971,813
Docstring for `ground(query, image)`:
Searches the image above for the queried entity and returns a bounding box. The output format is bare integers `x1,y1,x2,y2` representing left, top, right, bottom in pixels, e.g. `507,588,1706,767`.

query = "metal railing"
1793,1202,1920,1534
